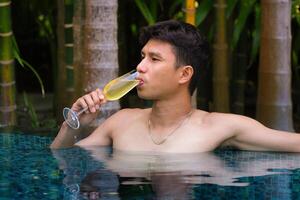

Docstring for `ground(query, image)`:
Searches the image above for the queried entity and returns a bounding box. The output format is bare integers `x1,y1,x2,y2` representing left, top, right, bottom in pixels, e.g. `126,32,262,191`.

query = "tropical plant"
22,92,39,128
134,0,184,25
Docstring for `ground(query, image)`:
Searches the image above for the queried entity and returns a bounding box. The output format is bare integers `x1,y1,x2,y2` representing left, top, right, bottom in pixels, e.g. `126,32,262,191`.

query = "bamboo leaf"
249,3,261,68
169,0,184,17
231,0,256,50
12,36,45,96
149,0,158,20
23,92,40,128
196,0,213,26
292,51,300,84
226,0,238,19
292,0,300,25
20,58,45,97
12,36,24,68
134,0,156,24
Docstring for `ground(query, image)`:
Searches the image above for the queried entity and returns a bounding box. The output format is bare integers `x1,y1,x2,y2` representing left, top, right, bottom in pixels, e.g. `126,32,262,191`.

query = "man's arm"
224,114,300,152
50,120,112,149
50,89,110,149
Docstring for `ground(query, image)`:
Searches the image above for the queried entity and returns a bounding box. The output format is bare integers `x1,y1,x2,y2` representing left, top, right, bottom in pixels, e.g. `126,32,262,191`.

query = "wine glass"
63,70,140,129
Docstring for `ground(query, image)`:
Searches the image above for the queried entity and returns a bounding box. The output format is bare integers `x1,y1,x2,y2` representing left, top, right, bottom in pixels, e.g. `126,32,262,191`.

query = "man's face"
136,39,181,100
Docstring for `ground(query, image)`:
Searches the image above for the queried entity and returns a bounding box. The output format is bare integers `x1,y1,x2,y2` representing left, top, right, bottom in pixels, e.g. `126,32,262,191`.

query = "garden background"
0,0,300,135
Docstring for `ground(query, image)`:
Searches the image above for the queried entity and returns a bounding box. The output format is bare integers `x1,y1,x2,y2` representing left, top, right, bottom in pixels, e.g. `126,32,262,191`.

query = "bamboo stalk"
0,0,16,128
257,0,294,131
73,0,84,98
212,0,230,112
64,0,75,105
55,0,67,122
185,0,196,25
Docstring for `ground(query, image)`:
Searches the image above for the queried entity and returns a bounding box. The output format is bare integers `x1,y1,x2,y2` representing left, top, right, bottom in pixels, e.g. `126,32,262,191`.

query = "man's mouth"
136,78,144,86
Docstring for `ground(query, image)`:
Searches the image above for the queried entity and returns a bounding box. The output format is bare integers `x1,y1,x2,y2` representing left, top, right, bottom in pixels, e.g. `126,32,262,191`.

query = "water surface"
1,133,300,199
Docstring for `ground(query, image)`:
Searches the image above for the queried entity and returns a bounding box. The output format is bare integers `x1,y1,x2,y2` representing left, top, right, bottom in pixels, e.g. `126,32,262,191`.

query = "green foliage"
134,0,184,25
12,36,45,96
292,0,300,118
134,0,157,24
195,0,260,65
15,0,56,41
231,0,257,51
195,0,213,26
292,0,300,25
249,3,261,67
22,92,58,130
23,92,39,128
226,0,238,19
292,0,300,69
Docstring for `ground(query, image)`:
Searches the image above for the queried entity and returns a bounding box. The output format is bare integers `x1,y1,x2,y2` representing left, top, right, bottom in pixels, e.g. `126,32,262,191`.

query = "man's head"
139,20,209,95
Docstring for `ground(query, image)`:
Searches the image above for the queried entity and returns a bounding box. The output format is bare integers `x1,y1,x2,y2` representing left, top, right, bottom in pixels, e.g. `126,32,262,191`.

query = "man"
51,20,300,152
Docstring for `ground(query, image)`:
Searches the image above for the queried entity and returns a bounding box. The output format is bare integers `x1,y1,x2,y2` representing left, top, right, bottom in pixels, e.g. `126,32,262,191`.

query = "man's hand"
50,88,108,149
71,88,107,128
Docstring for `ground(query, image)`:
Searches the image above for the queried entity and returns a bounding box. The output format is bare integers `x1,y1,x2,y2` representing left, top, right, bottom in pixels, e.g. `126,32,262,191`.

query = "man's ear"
178,65,193,84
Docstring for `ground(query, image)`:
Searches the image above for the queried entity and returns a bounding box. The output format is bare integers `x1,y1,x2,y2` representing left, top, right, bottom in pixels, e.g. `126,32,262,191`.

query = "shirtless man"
51,20,300,152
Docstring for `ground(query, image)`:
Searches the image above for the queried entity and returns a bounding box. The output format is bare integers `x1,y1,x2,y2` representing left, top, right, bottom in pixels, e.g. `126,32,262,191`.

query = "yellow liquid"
103,79,140,101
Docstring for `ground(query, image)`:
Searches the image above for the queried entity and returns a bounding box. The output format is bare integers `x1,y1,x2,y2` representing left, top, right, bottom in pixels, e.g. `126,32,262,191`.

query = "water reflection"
52,147,300,199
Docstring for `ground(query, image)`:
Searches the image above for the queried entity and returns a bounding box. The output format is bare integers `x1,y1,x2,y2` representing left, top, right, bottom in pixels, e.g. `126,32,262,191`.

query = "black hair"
139,20,210,95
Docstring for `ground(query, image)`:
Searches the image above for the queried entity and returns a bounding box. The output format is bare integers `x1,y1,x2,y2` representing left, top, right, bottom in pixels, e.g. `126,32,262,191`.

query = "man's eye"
152,57,159,61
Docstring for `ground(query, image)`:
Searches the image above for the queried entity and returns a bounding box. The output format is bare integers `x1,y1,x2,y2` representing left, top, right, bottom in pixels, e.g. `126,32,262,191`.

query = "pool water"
1,133,300,200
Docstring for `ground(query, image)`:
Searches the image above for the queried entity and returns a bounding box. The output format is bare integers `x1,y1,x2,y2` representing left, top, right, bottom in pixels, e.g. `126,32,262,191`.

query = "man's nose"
136,59,147,73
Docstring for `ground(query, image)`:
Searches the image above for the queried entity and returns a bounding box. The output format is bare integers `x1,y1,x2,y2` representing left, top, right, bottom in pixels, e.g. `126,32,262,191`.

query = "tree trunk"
212,0,230,112
0,0,16,128
78,0,120,125
185,0,198,108
257,0,294,131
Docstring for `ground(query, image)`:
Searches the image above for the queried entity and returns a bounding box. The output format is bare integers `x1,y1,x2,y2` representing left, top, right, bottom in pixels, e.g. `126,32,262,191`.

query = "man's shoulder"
115,108,149,115
109,108,149,121
198,110,253,127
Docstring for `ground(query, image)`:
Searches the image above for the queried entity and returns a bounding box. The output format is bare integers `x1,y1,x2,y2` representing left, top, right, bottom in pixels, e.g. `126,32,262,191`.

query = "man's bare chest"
111,124,227,153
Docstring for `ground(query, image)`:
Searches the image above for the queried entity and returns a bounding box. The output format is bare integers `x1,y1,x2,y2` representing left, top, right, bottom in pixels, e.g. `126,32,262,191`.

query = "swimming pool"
1,132,300,199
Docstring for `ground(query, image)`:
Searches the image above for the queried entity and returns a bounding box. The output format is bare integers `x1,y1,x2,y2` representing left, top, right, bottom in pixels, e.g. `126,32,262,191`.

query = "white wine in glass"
63,70,140,129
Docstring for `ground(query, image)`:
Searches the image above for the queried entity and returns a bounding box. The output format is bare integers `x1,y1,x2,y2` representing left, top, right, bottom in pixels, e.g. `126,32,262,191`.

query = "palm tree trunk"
79,0,120,125
185,0,197,108
0,0,16,128
257,0,294,131
212,0,230,112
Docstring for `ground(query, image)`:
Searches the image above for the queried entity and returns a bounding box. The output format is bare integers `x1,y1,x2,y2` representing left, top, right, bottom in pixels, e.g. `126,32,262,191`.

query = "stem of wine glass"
76,107,89,116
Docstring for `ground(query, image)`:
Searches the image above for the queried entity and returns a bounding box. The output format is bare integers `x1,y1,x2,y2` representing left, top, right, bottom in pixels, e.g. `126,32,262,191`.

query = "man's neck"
150,95,193,128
